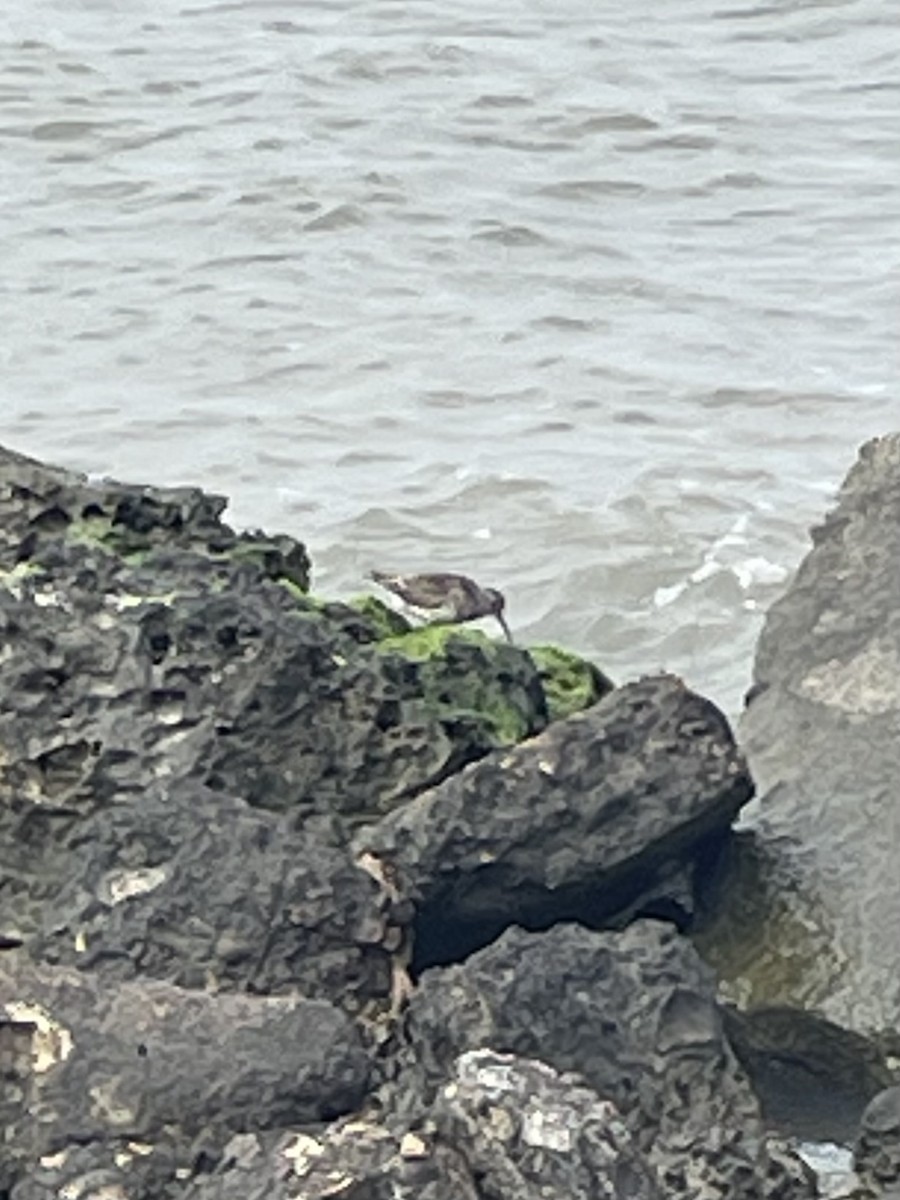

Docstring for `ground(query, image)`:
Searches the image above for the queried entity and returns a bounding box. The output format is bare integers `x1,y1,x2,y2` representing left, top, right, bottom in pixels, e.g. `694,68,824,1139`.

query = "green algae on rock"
527,643,614,722
345,594,412,639
375,624,548,751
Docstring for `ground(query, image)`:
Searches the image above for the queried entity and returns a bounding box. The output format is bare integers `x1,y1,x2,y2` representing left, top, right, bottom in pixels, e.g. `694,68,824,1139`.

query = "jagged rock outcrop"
0,441,844,1197
0,444,551,839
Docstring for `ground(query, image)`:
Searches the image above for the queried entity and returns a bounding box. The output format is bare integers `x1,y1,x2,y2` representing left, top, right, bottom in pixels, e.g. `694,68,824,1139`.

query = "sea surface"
1,0,896,715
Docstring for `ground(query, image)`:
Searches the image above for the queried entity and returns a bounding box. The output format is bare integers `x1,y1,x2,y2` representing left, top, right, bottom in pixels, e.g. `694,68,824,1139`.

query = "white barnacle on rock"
3,1000,74,1072
521,1101,573,1152
89,1079,137,1127
115,1141,154,1167
99,865,169,906
281,1132,325,1175
38,1150,68,1170
399,1132,429,1160
33,587,63,609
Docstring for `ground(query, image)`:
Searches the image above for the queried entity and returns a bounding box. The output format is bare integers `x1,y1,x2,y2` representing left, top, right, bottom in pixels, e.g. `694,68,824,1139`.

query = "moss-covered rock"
376,624,547,751
527,643,614,722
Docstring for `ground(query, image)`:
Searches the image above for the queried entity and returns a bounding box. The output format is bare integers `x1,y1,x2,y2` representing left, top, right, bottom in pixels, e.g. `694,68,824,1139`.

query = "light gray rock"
702,436,900,1043
431,1049,663,1199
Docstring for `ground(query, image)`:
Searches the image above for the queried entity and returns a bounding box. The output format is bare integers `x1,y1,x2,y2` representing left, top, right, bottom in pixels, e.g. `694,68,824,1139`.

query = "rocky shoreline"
1,438,899,1199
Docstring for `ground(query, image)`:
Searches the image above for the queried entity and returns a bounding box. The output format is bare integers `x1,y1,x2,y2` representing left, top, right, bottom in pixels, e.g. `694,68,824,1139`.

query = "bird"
369,570,513,643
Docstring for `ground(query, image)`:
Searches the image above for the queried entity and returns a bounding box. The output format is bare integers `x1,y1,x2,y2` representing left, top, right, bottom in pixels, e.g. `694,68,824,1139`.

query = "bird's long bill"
496,611,514,644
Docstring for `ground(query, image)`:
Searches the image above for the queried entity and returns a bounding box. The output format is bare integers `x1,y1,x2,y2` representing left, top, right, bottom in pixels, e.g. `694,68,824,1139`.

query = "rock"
371,623,549,754
8,1140,182,1200
700,435,900,1049
0,443,555,837
526,642,614,722
430,1049,662,1199
355,674,752,966
181,1123,480,1200
181,1049,661,1200
378,921,812,1199
854,1086,900,1196
0,954,370,1194
8,781,406,1014
0,440,311,589
716,978,892,1146
4,442,808,1196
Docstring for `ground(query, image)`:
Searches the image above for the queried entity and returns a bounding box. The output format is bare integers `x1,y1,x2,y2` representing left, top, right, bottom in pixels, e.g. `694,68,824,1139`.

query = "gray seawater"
1,0,897,714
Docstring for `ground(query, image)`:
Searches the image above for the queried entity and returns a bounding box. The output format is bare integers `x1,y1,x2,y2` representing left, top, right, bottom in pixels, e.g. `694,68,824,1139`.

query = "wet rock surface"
695,435,900,1155
735,436,900,1037
2,438,896,1197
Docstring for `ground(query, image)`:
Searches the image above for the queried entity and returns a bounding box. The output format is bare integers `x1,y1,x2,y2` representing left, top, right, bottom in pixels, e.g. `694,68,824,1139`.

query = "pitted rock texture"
378,921,814,1200
854,1086,900,1197
0,955,369,1194
355,673,752,965
11,782,404,1010
0,443,550,836
183,1049,662,1200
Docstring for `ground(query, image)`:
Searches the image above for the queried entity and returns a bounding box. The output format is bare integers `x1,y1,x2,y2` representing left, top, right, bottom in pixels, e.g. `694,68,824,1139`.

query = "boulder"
9,781,406,1014
428,1049,662,1200
854,1085,900,1197
697,436,900,1086
377,921,813,1199
8,1141,182,1200
184,1049,662,1200
0,443,556,839
181,1124,480,1200
354,674,752,966
0,954,370,1194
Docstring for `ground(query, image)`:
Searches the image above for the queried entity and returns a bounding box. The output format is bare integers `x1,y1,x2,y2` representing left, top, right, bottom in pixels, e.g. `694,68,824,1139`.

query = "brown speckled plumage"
369,570,513,643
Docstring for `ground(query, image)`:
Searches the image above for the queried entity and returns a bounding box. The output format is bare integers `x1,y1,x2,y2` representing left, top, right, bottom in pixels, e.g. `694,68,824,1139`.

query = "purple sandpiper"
369,570,513,643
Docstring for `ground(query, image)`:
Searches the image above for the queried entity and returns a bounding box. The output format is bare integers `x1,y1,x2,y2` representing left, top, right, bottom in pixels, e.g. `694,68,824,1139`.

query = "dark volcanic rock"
12,782,405,1011
0,954,369,1194
378,921,813,1200
854,1086,900,1196
429,1049,663,1200
0,443,555,1002
700,435,900,1049
355,674,752,965
0,441,311,589
182,1124,480,1200
0,443,549,836
8,1140,182,1200
182,1050,662,1200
